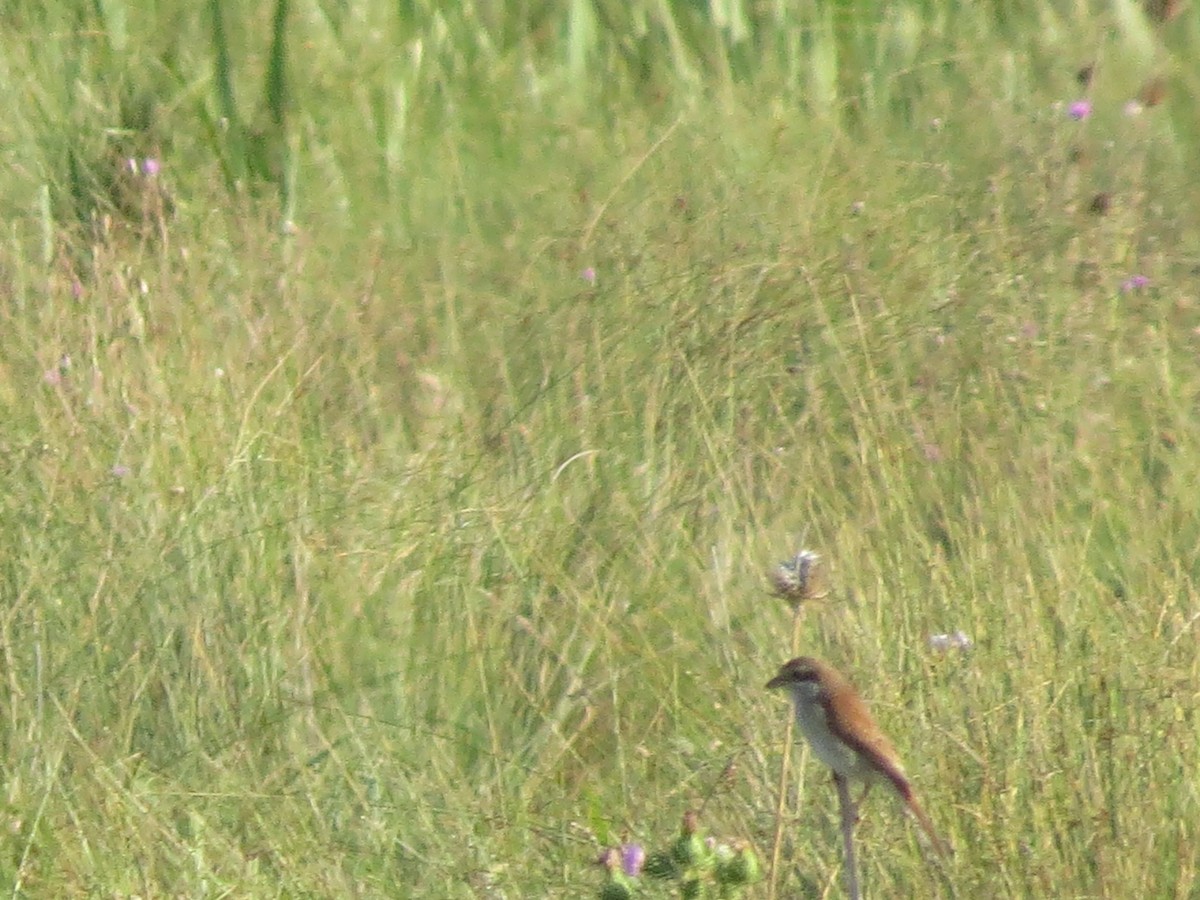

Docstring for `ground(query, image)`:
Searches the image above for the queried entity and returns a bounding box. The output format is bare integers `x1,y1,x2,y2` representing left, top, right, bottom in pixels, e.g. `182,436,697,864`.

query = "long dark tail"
894,779,952,859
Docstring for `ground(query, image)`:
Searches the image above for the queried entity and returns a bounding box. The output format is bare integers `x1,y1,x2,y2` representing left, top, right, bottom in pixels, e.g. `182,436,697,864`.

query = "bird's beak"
765,672,788,690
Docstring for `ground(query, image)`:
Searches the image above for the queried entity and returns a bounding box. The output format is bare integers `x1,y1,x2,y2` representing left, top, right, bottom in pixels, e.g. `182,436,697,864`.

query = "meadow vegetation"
1,1,1198,896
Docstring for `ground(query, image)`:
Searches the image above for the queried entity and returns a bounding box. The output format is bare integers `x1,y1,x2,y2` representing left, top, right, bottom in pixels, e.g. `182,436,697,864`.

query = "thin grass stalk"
766,604,804,900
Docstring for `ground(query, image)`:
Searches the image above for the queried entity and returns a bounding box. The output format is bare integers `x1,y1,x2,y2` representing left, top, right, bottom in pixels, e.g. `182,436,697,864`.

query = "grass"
1,2,1199,897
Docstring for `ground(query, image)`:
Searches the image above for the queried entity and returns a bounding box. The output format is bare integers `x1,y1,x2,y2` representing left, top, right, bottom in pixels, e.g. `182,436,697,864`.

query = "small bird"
766,656,950,858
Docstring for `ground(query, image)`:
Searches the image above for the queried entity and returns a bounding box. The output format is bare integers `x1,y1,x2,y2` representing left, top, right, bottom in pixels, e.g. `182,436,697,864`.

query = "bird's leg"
834,774,862,900
830,777,859,825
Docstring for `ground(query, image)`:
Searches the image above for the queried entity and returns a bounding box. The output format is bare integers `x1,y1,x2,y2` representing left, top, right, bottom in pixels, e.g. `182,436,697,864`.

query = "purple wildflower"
1068,100,1092,121
581,266,597,286
111,464,132,478
141,157,161,177
1120,275,1150,293
620,844,645,878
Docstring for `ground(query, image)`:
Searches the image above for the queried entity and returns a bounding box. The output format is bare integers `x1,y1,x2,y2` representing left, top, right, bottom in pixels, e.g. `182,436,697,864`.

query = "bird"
766,656,950,858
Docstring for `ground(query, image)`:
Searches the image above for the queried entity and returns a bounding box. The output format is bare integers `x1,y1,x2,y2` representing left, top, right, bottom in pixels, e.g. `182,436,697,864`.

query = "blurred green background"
1,1,1197,896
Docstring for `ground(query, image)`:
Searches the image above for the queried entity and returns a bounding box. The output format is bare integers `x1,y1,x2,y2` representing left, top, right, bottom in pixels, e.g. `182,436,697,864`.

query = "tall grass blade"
207,0,247,186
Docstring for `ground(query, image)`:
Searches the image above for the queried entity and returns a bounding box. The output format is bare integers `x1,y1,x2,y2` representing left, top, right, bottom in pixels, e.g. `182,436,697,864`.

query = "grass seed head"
770,549,828,607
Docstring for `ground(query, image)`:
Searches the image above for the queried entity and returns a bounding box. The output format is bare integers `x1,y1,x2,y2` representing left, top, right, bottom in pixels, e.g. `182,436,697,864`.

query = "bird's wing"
820,688,911,795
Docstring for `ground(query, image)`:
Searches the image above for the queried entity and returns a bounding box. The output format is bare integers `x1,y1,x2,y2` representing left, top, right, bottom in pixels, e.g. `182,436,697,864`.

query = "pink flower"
1068,100,1092,120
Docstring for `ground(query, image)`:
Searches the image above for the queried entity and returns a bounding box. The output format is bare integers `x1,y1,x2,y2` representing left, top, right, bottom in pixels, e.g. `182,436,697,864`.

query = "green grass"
1,2,1199,897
